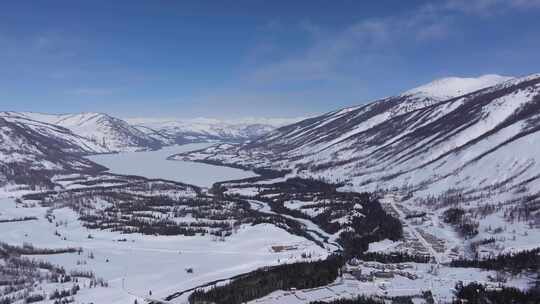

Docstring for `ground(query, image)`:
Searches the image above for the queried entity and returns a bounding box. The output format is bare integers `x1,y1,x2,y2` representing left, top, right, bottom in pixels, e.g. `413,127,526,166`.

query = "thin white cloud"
246,0,540,88
65,88,113,96
34,34,56,50
246,8,451,86
434,0,540,15
416,23,451,41
510,0,540,7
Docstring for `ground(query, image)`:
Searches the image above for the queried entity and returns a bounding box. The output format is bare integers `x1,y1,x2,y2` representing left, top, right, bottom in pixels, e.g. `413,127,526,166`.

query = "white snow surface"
0,197,327,304
403,74,513,100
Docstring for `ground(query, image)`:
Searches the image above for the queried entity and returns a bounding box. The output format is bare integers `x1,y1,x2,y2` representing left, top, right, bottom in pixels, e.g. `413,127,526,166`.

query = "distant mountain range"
126,117,302,146
0,111,298,188
1,112,161,153
4,72,540,202
0,112,300,154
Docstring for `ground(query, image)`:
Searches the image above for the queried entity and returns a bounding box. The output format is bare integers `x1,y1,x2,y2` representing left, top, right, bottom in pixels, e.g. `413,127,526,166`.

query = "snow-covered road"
380,194,441,264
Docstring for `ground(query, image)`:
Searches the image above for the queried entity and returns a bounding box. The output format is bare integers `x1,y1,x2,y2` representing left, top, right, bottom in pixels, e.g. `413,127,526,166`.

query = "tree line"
453,282,540,304
189,255,344,304
450,247,539,273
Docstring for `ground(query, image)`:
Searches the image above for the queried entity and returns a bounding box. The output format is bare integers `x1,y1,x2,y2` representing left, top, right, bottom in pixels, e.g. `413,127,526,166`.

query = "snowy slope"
0,117,105,189
0,111,109,154
403,74,513,101
177,74,540,257
19,112,163,152
178,74,540,198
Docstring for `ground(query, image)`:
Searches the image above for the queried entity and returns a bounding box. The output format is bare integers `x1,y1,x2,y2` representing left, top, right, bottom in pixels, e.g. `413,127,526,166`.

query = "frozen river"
87,143,257,187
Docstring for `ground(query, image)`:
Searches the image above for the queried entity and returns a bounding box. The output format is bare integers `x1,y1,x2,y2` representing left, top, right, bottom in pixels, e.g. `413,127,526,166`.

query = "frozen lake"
87,143,257,187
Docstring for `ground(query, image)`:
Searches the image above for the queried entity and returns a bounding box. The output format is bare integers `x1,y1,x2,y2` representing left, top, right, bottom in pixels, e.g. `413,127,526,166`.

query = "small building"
271,245,298,252
351,269,372,282
396,263,414,270
373,271,395,279
351,269,362,278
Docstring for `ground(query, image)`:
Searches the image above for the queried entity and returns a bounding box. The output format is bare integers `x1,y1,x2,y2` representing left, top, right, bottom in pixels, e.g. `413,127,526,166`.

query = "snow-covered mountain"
0,110,300,192
177,73,540,255
0,116,105,190
13,112,163,152
403,74,513,101
0,112,298,154
0,112,109,154
178,74,540,198
127,117,302,144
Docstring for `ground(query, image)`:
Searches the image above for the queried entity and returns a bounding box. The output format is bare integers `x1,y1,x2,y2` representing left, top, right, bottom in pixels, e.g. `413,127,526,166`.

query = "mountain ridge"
0,111,299,153
127,117,303,144
174,73,540,258
177,73,540,193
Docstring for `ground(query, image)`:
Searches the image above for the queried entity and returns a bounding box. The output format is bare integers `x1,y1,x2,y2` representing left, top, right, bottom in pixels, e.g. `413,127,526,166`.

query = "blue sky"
0,0,539,118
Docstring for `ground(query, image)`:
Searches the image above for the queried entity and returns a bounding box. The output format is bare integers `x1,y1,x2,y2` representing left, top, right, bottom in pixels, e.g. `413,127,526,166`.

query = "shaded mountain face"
0,117,105,189
0,112,109,154
0,111,164,191
13,112,163,152
177,74,540,199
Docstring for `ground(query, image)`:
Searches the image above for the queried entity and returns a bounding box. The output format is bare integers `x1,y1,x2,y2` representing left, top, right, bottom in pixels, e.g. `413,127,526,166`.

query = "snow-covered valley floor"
0,197,327,304
0,145,326,303
1,144,537,304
